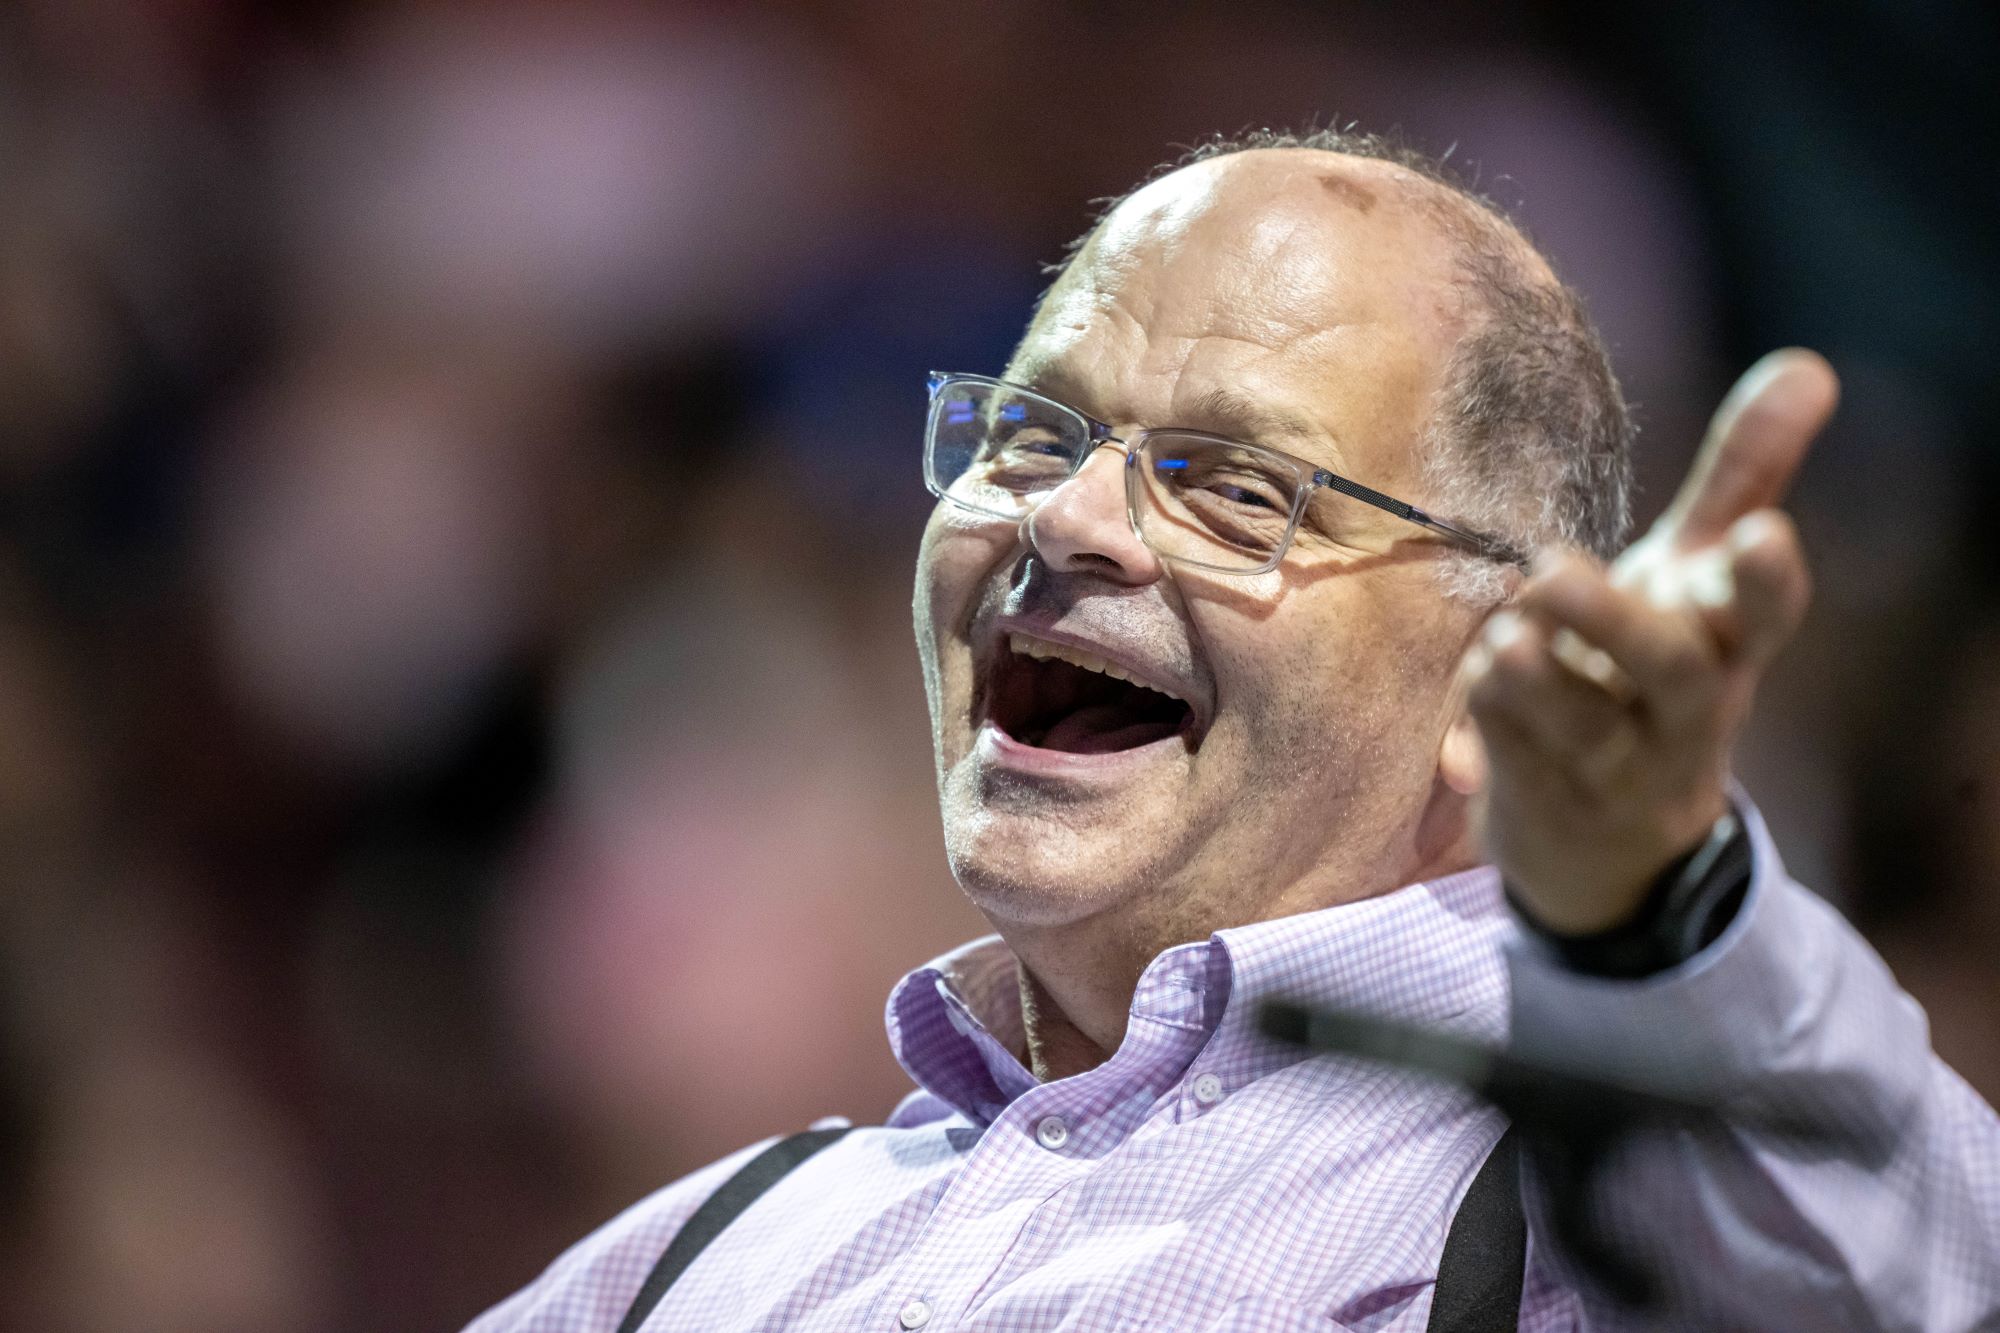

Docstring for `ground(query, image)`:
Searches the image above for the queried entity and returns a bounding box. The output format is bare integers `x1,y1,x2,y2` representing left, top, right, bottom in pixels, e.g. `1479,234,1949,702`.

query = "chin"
938,776,1167,930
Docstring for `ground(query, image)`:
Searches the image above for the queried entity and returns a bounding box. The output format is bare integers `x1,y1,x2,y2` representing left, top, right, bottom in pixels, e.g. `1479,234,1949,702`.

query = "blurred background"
0,0,1994,1328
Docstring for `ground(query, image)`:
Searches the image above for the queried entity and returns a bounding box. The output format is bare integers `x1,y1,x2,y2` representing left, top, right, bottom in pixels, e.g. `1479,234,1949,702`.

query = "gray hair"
1046,126,1635,603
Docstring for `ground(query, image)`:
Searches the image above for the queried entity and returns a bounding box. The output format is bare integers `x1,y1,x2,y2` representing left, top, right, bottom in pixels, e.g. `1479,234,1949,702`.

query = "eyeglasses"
924,372,1522,575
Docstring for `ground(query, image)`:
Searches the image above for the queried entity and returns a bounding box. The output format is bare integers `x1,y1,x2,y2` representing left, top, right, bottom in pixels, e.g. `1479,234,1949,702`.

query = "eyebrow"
1015,362,1334,448
1008,359,1092,410
1179,387,1331,457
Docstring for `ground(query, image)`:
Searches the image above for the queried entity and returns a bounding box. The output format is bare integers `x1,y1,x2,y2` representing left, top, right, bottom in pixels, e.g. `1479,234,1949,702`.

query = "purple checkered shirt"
468,803,2000,1331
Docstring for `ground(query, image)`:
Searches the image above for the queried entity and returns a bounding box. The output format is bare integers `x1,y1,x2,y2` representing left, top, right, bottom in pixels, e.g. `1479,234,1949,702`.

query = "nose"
1021,441,1164,583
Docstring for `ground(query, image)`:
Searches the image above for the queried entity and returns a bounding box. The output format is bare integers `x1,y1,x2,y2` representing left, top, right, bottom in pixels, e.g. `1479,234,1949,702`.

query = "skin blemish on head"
1318,172,1378,213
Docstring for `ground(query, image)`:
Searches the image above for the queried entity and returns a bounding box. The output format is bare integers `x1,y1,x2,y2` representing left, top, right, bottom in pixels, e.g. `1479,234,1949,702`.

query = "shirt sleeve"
459,1138,776,1333
1504,798,2000,1331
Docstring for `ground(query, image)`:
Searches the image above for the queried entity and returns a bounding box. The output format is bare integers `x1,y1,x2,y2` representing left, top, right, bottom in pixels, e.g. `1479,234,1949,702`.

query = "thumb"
1658,348,1839,553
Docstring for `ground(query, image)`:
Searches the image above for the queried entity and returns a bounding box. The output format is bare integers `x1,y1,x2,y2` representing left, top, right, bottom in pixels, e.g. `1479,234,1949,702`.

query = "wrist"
1507,807,1752,979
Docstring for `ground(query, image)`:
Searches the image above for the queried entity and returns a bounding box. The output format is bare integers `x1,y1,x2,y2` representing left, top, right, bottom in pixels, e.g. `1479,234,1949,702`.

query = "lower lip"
973,721,1189,778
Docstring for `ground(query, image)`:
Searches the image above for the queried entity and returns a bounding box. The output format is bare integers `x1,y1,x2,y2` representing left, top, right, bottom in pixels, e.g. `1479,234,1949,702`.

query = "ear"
1438,707,1487,797
1437,618,1491,797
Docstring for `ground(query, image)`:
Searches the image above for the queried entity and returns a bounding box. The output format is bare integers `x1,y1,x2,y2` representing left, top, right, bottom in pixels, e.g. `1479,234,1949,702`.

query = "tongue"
1038,702,1181,754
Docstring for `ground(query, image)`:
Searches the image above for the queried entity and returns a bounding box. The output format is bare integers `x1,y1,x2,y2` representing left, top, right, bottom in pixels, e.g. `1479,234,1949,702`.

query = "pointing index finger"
1659,348,1839,553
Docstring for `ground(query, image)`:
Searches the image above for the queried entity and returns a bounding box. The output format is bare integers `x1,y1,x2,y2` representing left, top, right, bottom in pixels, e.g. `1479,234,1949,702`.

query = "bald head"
1028,132,1632,589
1046,147,1558,346
1042,149,1472,361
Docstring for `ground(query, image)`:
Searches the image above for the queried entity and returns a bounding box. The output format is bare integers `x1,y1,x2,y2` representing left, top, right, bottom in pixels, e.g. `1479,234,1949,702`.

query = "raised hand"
1463,349,1841,935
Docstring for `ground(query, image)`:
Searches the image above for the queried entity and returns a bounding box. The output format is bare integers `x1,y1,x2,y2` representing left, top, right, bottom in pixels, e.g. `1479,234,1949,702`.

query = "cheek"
915,516,1001,644
913,513,1015,712
1195,577,1464,766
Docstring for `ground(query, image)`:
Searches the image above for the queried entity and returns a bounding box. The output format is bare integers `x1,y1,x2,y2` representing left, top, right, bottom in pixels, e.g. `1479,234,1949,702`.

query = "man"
470,130,2000,1330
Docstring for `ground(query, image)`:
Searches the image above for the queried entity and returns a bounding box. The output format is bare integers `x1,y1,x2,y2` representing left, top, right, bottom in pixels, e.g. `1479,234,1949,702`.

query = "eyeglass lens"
927,379,1082,517
928,379,1312,572
1130,435,1308,570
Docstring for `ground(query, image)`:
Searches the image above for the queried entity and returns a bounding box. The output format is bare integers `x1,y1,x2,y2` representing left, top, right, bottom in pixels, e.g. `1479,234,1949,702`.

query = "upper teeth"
1008,632,1184,701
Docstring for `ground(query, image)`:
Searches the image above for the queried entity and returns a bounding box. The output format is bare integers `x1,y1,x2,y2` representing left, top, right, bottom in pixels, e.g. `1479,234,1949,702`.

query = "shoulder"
460,1138,778,1333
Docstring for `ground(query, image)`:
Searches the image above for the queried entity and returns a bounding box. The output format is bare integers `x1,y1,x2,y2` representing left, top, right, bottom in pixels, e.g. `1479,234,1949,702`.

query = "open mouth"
982,633,1196,755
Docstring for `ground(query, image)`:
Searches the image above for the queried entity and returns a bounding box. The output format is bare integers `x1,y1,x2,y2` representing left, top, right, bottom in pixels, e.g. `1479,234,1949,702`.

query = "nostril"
1023,471,1160,581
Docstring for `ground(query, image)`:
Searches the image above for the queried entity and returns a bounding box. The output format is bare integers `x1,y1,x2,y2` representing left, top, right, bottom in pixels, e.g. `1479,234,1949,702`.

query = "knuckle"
1654,638,1713,692
1750,509,1800,547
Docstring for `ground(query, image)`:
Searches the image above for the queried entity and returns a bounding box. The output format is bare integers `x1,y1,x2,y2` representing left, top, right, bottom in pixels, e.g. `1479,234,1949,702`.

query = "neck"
1000,781,1478,1084
1018,966,1116,1082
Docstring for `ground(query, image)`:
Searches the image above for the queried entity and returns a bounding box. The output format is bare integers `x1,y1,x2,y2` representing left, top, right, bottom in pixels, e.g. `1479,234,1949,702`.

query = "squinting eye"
1208,483,1278,510
998,431,1074,458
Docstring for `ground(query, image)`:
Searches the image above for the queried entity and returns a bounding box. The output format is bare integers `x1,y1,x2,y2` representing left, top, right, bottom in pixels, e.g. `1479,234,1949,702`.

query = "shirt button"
1035,1115,1070,1150
1192,1072,1225,1105
898,1298,933,1329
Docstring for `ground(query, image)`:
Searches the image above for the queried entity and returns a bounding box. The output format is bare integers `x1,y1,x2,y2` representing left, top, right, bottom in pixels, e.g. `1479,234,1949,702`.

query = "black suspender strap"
614,1127,852,1333
613,1122,1523,1333
1426,1126,1526,1333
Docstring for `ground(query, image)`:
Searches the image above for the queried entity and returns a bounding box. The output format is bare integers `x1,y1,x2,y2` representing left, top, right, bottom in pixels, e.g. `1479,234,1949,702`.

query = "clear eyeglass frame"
923,371,1523,576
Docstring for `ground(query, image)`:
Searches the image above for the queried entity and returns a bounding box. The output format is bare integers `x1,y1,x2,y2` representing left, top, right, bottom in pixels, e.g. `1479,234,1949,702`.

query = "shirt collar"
885,866,1514,1125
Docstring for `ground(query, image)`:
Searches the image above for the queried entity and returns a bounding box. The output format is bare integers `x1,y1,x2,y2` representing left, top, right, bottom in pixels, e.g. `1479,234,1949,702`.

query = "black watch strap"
1508,809,1753,980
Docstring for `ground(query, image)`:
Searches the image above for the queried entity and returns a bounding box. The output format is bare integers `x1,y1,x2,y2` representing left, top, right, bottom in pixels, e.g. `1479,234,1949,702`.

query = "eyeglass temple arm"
1313,469,1528,567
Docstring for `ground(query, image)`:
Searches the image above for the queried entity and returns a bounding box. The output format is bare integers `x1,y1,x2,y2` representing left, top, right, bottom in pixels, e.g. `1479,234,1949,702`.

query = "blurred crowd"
0,1,1993,1329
